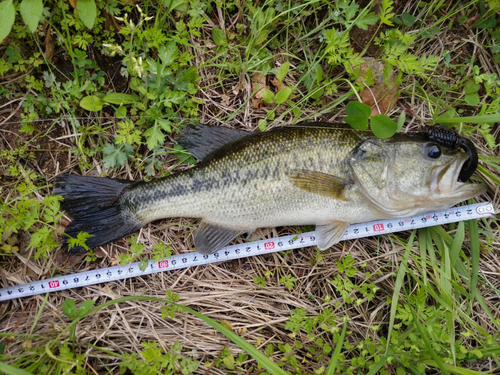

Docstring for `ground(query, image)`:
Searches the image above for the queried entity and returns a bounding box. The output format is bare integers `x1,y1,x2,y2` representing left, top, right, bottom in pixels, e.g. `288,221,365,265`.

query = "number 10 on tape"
0,202,495,302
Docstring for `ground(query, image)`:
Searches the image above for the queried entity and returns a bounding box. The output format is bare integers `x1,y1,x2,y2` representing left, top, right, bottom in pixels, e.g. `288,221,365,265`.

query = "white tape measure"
0,202,495,302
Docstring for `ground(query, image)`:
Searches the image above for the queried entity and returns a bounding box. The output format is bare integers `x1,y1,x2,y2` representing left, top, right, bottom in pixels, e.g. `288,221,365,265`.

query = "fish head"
347,135,486,216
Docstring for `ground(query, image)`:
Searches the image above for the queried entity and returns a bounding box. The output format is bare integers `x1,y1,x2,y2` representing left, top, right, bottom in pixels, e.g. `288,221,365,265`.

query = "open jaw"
434,155,487,201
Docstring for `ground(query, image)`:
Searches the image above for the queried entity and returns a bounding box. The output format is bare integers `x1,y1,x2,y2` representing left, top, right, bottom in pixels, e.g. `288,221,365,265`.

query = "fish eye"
425,143,442,159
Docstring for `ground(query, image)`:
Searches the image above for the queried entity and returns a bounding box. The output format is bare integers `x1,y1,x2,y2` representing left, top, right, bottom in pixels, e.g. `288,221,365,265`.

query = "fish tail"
53,174,142,254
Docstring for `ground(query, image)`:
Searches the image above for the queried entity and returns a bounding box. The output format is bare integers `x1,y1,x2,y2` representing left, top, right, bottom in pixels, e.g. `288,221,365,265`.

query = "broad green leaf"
179,66,198,83
371,115,398,139
102,143,133,168
80,95,104,111
261,89,274,104
159,41,178,65
144,125,165,150
401,12,416,27
20,0,43,32
0,0,15,43
212,28,227,46
223,355,235,370
115,106,127,118
163,90,186,107
464,80,480,94
275,87,292,104
161,0,187,14
77,299,95,318
258,119,268,131
345,101,371,117
473,16,496,29
356,12,379,30
316,66,323,84
254,29,269,45
157,118,172,133
103,93,139,105
310,87,324,100
62,299,77,318
465,94,480,106
277,61,289,82
345,101,371,130
77,0,97,29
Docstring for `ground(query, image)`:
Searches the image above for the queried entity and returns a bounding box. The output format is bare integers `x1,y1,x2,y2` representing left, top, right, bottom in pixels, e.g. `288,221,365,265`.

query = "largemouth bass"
54,123,486,254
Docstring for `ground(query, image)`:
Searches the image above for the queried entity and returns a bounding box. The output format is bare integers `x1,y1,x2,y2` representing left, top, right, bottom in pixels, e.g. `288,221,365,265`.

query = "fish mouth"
434,154,486,200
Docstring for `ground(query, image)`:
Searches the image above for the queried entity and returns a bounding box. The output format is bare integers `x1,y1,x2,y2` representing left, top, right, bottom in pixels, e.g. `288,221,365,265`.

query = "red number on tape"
373,223,384,232
48,280,60,288
158,260,169,268
264,242,275,250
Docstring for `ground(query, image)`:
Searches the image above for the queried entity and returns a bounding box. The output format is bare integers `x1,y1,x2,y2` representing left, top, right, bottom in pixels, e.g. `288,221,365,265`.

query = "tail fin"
53,174,142,254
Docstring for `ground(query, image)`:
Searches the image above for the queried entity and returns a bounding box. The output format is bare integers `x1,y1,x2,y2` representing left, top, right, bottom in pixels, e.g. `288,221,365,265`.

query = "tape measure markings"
0,202,495,302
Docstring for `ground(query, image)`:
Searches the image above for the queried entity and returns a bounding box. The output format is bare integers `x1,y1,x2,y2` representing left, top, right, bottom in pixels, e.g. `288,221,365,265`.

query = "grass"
1,0,500,374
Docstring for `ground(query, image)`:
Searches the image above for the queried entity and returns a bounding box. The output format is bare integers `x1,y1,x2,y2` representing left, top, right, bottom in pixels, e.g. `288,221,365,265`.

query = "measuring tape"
0,202,495,302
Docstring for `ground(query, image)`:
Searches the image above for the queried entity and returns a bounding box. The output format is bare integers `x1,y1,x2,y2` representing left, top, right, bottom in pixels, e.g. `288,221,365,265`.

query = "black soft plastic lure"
426,126,478,182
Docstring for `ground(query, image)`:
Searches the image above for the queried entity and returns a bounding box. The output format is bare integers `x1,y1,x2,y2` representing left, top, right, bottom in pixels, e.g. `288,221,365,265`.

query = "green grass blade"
423,360,489,375
435,114,500,123
385,230,415,353
450,222,464,268
325,318,347,375
0,361,34,375
440,236,455,364
418,228,428,286
467,219,480,311
366,351,391,375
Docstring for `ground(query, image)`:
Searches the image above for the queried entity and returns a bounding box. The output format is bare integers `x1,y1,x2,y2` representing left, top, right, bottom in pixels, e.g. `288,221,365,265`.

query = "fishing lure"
426,126,479,182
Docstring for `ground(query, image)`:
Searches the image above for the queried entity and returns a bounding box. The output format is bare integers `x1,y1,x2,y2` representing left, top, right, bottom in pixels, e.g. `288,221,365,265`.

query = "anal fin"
194,221,245,254
316,221,349,250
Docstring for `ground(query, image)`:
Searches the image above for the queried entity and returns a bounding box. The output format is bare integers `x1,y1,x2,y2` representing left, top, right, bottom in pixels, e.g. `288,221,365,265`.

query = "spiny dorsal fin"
178,123,251,161
288,169,353,200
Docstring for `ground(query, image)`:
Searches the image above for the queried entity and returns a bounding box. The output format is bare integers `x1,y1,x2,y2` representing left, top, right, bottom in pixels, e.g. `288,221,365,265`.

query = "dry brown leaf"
104,9,122,31
69,0,77,9
250,72,269,109
53,250,86,269
270,76,285,91
25,265,39,279
44,27,54,61
357,59,399,116
221,94,231,106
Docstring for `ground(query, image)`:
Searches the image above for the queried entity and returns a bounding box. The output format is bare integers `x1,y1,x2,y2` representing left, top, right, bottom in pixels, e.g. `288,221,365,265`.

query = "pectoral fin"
195,221,245,254
289,170,353,200
316,221,349,250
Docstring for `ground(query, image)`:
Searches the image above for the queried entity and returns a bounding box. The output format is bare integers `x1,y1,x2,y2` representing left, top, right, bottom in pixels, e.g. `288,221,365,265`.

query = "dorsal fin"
177,123,251,161
282,122,352,130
